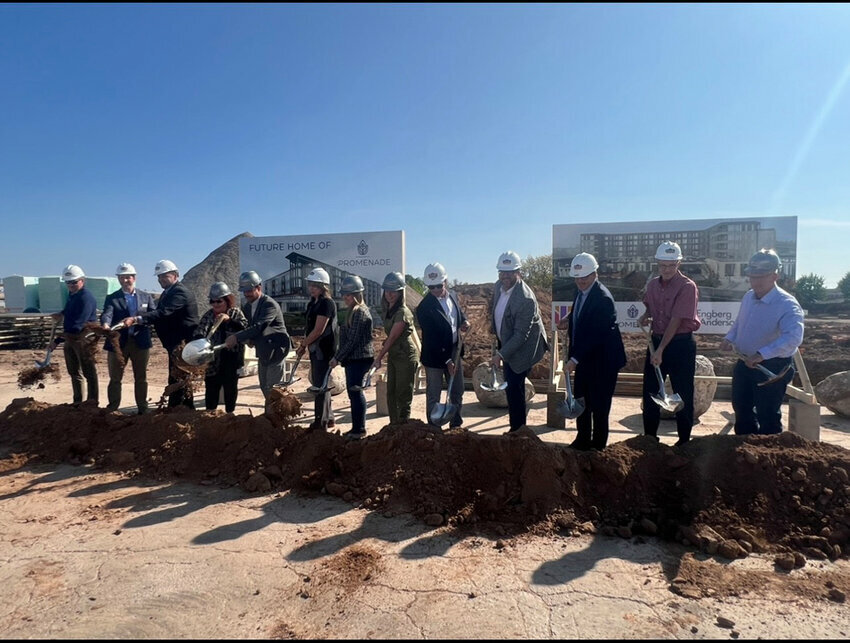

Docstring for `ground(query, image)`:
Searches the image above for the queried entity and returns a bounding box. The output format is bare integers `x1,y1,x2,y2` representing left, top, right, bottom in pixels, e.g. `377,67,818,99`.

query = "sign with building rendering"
552,216,798,334
239,231,405,312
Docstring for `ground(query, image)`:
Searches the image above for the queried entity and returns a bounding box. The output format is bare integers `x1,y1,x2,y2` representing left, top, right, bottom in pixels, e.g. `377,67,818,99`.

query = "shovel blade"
429,403,457,426
652,392,683,413
557,396,586,420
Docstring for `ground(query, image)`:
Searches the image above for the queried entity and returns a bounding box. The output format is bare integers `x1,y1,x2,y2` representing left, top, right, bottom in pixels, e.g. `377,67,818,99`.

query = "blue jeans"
732,357,795,435
344,358,372,432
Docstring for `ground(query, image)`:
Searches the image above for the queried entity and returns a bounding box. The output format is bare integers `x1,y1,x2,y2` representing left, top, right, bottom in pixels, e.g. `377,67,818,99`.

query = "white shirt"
437,293,458,343
494,283,516,343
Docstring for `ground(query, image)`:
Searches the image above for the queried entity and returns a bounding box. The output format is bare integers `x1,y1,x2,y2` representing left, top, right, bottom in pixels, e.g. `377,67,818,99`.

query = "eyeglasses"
209,299,225,304
428,284,443,290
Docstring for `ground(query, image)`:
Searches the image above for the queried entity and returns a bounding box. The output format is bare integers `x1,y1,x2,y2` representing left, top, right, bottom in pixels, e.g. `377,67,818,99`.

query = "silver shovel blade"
35,348,54,369
652,392,684,413
429,402,457,426
557,396,586,420
182,338,215,366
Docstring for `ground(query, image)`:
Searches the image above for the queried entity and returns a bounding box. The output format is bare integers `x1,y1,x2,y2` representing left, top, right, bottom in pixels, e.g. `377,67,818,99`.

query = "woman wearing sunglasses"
194,282,248,413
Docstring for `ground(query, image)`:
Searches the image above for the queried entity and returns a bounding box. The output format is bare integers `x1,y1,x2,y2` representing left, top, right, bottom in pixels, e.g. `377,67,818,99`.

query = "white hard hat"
569,252,599,278
115,262,136,276
306,267,330,285
423,262,448,286
62,265,85,282
655,241,683,261
154,259,179,276
496,251,522,272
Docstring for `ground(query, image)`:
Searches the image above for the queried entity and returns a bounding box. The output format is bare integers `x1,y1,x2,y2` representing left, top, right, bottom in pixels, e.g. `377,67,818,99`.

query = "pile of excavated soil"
1,398,848,566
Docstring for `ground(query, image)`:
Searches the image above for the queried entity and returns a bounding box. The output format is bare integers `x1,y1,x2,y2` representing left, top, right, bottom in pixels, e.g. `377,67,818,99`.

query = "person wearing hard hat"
490,251,550,433
224,270,290,399
638,241,701,446
193,282,248,413
49,265,99,404
100,262,156,414
416,262,470,430
123,259,199,408
720,249,803,435
556,253,627,450
373,271,420,425
294,267,338,430
329,275,374,439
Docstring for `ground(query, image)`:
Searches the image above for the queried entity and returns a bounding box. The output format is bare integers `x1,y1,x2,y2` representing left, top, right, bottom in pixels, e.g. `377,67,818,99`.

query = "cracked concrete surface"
1,464,849,639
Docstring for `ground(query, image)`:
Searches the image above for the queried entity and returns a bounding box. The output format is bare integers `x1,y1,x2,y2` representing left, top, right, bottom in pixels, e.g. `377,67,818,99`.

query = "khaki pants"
107,337,150,413
64,339,98,404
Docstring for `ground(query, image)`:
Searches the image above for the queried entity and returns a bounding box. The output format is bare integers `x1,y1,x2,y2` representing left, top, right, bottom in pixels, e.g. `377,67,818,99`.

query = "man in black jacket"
224,270,290,398
124,259,199,408
557,252,627,450
416,262,469,429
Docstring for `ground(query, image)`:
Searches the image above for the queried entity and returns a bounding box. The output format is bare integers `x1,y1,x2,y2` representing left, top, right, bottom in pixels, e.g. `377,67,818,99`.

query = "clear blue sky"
2,3,849,292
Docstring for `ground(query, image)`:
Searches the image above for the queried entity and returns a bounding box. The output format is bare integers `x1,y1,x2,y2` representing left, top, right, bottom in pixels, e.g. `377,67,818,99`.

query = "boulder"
815,371,850,418
660,354,717,420
472,363,535,408
308,367,347,396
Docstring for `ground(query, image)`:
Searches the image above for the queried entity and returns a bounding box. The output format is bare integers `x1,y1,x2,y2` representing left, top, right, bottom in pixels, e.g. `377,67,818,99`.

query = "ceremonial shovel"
734,350,792,387
430,333,464,426
643,327,684,413
34,319,58,369
557,370,586,419
181,317,227,366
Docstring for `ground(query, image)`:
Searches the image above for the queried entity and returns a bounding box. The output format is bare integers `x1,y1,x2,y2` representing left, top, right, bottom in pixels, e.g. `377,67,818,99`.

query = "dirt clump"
1,398,848,565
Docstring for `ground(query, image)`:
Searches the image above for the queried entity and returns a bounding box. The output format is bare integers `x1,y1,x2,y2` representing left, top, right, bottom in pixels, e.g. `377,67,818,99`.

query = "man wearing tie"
557,252,627,450
101,262,156,414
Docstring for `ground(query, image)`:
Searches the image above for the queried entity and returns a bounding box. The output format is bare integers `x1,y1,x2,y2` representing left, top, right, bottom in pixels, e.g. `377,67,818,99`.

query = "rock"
815,371,850,417
472,363,535,408
718,539,747,560
791,467,807,482
716,616,735,629
828,588,846,603
793,552,807,568
660,354,716,419
774,553,795,571
244,472,271,492
307,367,347,396
639,518,658,535
424,513,444,526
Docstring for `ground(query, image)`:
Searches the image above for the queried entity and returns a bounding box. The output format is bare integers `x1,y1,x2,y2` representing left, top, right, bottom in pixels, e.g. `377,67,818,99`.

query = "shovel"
35,319,59,369
181,316,227,366
557,370,586,419
351,366,377,392
307,366,332,395
643,327,684,414
480,363,508,392
734,350,792,387
429,334,464,426
278,351,304,388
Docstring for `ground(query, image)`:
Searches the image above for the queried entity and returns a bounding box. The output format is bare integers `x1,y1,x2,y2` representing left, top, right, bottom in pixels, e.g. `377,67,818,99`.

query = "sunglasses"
428,284,443,290
66,279,81,285
209,299,225,304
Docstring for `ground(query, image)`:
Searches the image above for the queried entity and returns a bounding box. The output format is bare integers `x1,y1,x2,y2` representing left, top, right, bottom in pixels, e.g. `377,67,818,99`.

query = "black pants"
732,357,795,435
574,366,619,450
167,351,194,409
504,361,529,431
204,352,241,413
642,333,696,441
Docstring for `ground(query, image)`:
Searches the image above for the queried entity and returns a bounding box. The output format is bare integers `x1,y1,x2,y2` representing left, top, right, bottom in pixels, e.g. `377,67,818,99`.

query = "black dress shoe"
569,440,591,451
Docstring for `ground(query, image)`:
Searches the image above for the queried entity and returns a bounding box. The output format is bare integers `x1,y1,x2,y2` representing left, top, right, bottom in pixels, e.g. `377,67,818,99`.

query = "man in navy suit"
101,262,156,414
124,259,199,408
416,262,470,429
557,252,627,450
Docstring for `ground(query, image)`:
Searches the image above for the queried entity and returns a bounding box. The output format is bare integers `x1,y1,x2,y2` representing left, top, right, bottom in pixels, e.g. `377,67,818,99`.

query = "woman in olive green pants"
373,272,419,424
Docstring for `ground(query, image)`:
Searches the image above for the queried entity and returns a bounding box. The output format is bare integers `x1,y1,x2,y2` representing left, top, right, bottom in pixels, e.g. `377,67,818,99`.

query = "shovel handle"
206,315,226,339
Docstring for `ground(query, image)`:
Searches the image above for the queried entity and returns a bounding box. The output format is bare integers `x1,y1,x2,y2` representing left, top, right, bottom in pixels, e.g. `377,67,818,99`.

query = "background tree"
405,274,426,296
522,253,553,292
838,271,850,301
794,273,826,308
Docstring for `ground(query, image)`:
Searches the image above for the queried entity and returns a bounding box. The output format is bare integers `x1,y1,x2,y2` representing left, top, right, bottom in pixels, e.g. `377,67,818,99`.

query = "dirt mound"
1,398,848,563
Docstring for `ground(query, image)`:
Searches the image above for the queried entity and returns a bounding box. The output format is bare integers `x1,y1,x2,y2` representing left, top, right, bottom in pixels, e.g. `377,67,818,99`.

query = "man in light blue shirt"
720,249,804,434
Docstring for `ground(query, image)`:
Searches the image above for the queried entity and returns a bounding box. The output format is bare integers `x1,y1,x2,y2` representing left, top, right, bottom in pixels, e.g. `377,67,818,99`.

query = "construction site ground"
2,335,850,639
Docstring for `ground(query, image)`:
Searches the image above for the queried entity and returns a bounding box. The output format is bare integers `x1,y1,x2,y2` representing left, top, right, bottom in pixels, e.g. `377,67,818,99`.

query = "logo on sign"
358,240,368,256
627,304,640,318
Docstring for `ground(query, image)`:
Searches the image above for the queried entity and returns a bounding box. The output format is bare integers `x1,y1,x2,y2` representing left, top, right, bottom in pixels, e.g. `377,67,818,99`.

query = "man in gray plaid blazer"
490,250,550,433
